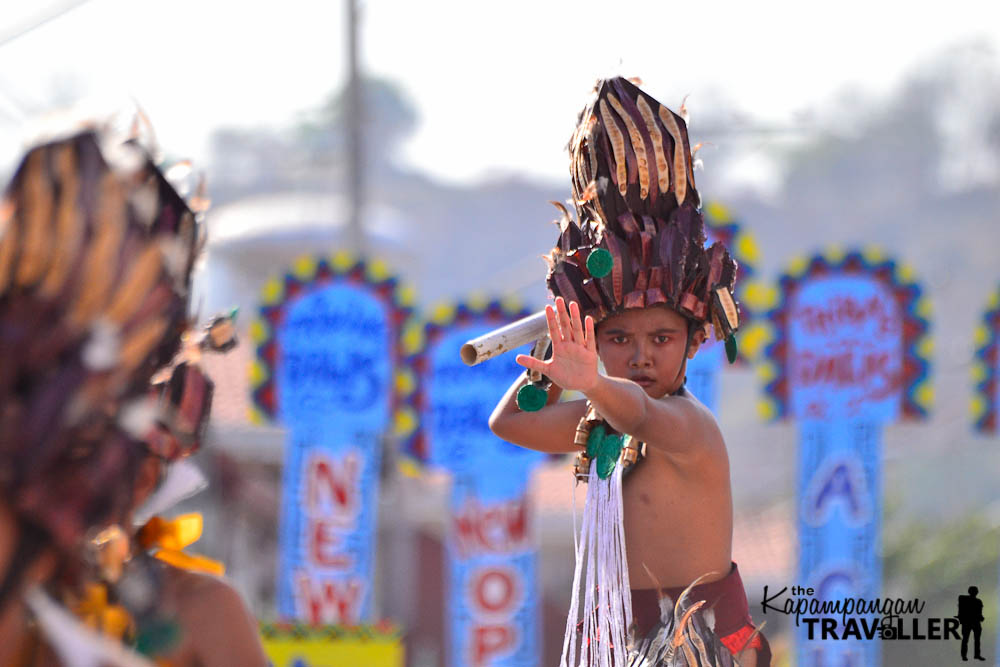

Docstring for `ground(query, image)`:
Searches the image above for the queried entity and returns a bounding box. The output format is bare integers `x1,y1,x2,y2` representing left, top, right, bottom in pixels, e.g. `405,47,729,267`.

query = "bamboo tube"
459,310,549,366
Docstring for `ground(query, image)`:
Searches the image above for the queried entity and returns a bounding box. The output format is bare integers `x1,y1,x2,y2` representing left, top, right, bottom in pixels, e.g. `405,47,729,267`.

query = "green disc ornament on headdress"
544,77,741,354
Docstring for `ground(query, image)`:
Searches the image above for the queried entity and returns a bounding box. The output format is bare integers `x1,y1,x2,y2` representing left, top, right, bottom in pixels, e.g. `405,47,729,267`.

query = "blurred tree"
882,497,1000,667
207,77,419,206
295,76,418,171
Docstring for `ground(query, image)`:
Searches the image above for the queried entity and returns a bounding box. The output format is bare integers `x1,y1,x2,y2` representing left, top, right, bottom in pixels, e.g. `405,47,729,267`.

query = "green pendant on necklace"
586,423,624,479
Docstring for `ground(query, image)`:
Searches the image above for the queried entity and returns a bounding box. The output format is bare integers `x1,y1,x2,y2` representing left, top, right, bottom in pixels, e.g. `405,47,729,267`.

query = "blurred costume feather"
0,129,201,553
0,125,236,664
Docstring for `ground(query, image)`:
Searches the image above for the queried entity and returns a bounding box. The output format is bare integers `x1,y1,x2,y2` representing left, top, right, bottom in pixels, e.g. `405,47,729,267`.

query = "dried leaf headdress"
545,77,740,355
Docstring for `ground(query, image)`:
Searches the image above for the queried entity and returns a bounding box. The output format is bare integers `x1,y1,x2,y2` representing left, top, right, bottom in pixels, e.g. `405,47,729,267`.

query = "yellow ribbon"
72,582,134,641
137,513,226,576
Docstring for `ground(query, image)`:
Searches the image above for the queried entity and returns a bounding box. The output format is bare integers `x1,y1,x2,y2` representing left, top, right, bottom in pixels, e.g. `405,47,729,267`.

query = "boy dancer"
490,78,769,666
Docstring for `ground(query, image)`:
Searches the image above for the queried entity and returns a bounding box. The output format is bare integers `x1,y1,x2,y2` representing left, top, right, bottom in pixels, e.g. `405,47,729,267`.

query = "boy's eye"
612,335,628,344
655,335,670,344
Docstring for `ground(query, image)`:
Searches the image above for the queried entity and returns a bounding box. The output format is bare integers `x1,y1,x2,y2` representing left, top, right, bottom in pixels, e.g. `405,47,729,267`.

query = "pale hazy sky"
1,0,999,186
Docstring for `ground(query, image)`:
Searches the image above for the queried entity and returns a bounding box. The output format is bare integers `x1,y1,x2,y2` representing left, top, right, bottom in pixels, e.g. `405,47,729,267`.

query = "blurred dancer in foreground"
491,78,769,666
0,127,264,666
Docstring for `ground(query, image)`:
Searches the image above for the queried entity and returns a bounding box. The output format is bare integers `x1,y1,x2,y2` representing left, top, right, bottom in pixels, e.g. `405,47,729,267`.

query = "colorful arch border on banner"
704,201,771,364
259,620,402,641
971,286,1000,433
248,252,420,436
757,246,932,422
396,295,533,475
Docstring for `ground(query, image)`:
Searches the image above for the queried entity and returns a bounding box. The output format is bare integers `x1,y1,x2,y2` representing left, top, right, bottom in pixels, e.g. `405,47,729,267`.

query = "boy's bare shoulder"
162,565,269,666
165,566,241,608
642,391,727,465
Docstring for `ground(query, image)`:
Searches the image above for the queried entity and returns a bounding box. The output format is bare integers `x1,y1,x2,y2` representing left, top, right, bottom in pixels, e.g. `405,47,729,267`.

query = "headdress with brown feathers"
545,77,740,361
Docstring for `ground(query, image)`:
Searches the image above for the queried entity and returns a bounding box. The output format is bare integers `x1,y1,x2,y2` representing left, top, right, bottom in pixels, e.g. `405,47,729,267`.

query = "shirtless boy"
489,77,769,666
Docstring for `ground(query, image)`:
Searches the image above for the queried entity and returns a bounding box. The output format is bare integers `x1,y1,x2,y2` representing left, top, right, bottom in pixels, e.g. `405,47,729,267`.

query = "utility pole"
346,0,365,257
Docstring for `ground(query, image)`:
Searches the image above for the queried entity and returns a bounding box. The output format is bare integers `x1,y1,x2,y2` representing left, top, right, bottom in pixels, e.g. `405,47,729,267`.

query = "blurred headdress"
545,77,740,356
0,127,204,555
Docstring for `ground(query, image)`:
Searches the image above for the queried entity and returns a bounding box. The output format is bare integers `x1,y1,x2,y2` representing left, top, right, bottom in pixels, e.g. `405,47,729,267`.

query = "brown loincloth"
630,562,771,666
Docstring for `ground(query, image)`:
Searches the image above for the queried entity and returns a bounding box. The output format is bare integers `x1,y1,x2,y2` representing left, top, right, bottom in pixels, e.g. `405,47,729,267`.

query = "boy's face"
595,306,705,398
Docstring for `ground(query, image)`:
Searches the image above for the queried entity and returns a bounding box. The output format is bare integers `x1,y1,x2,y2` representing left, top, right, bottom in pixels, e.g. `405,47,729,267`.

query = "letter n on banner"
759,249,931,667
251,254,414,624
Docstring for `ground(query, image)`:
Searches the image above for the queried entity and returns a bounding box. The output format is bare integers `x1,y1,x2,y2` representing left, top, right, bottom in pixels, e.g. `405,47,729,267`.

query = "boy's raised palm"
516,297,599,393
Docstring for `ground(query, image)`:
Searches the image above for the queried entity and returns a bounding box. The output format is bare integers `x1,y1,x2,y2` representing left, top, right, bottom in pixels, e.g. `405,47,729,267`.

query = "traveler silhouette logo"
957,586,986,661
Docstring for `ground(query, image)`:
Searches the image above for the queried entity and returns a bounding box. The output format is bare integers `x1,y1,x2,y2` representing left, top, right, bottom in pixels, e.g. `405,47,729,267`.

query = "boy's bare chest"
620,449,734,586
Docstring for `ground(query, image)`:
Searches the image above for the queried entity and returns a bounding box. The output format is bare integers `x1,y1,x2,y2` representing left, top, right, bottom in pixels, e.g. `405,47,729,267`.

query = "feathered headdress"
545,77,740,359
0,129,203,552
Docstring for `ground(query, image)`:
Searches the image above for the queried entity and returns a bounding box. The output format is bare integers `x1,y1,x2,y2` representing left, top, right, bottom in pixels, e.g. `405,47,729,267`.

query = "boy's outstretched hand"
516,297,599,393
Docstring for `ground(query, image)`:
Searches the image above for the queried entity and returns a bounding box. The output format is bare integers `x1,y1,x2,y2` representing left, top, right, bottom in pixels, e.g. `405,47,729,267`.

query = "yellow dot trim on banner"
366,259,391,282
895,262,916,283
393,407,417,437
970,394,986,419
397,457,421,479
402,321,425,355
467,292,489,313
736,233,761,265
500,294,522,315
974,324,989,347
430,302,456,325
705,201,733,223
787,254,808,279
757,397,777,421
330,250,354,272
913,381,933,411
249,359,269,385
394,369,416,397
916,336,934,359
742,282,778,312
755,360,777,383
824,244,846,264
260,277,284,307
915,296,932,320
248,405,268,425
740,322,772,363
862,245,886,264
989,292,1000,309
249,319,269,345
397,284,416,308
292,255,318,281
971,361,987,383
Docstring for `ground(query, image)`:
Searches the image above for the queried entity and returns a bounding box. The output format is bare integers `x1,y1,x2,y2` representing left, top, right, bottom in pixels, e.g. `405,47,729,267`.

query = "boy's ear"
687,325,709,359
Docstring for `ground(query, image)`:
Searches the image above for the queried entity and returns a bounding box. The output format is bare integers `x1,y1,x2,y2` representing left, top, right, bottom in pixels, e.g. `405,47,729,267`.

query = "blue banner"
447,471,540,667
796,418,883,667
788,275,902,667
275,284,392,624
683,222,747,414
423,321,544,667
685,336,723,413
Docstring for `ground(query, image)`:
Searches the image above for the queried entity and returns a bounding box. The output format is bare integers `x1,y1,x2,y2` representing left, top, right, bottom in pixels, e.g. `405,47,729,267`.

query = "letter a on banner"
251,252,415,624
403,297,545,667
759,247,931,667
